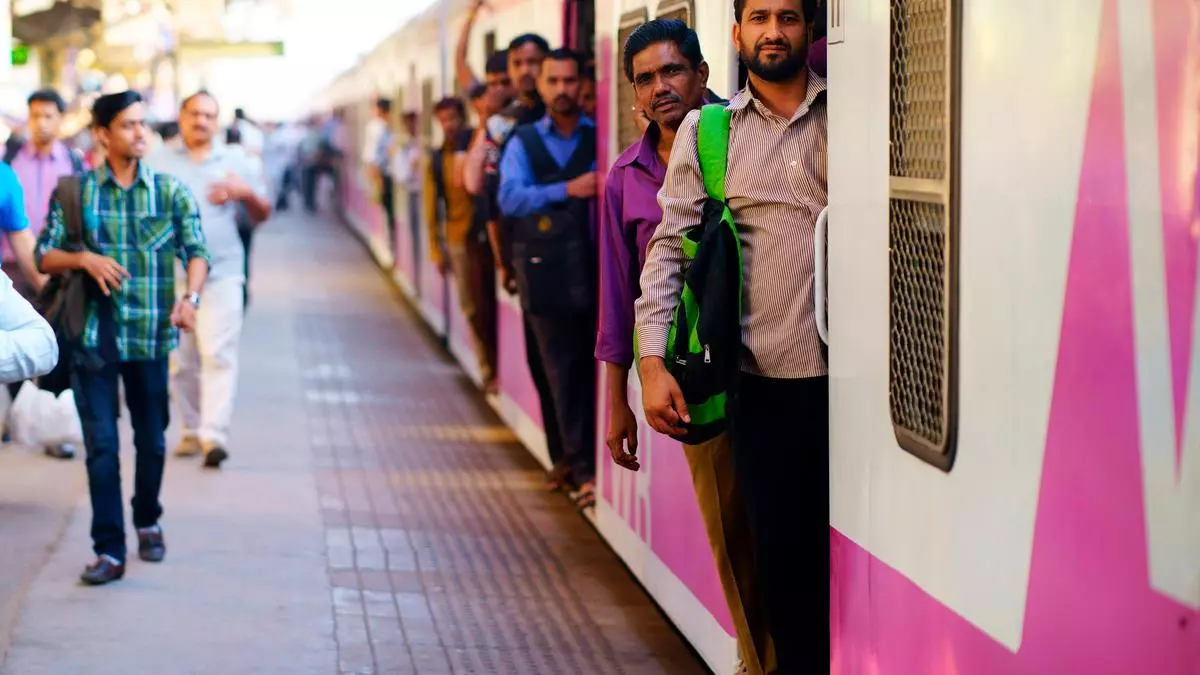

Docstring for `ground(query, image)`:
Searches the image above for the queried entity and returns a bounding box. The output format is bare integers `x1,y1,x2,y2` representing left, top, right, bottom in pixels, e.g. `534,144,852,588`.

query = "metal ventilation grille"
888,0,958,469
616,9,648,151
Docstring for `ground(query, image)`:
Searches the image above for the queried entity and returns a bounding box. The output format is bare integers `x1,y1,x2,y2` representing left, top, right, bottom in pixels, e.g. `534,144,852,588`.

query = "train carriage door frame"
616,8,649,153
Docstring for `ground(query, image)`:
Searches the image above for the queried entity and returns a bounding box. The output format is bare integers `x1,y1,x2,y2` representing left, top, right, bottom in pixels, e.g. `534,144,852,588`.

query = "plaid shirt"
35,161,210,362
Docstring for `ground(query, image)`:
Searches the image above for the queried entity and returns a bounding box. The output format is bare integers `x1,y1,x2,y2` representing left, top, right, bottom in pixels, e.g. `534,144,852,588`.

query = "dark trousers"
523,315,564,468
238,224,254,309
379,174,395,259
527,312,597,484
731,374,829,675
73,358,170,562
407,191,421,283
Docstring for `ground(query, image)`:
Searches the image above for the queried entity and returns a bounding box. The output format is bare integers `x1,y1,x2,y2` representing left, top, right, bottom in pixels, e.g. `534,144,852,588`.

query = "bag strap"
55,175,83,250
696,104,732,201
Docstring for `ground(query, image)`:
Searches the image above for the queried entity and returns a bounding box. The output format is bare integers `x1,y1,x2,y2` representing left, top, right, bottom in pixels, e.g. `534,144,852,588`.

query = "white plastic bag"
9,382,82,448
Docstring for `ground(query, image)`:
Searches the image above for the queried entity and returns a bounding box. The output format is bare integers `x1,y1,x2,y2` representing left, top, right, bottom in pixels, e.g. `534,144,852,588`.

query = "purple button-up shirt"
7,141,74,260
596,123,668,367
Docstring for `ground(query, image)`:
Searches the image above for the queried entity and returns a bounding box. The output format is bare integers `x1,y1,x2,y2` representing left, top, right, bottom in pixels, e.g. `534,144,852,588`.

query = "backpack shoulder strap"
514,124,560,184
696,104,732,201
55,175,83,248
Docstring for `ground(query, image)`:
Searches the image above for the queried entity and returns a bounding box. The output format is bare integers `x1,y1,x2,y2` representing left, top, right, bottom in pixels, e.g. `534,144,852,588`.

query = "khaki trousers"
682,433,776,675
446,240,496,384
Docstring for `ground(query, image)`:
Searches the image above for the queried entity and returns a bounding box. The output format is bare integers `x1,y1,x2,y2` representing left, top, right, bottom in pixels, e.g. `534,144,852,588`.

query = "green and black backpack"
640,103,743,445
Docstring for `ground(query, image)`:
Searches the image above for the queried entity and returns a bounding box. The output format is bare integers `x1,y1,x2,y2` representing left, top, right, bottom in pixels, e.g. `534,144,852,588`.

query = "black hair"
485,49,509,75
734,0,816,23
27,88,66,113
433,97,465,118
234,107,246,119
157,121,179,139
375,97,392,114
622,19,704,83
181,89,217,111
468,83,487,101
226,125,242,144
543,47,582,73
91,91,143,128
507,33,549,55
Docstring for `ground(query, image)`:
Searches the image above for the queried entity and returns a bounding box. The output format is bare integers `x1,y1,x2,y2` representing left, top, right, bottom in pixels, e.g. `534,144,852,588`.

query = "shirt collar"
96,159,154,188
614,122,662,170
536,114,595,138
167,137,232,161
728,69,827,119
21,140,67,161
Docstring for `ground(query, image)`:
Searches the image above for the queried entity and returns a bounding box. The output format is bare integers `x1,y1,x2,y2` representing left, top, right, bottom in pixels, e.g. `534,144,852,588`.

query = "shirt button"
791,160,798,167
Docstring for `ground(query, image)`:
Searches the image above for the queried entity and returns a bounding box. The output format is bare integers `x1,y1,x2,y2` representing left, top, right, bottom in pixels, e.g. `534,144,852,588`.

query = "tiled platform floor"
0,209,706,675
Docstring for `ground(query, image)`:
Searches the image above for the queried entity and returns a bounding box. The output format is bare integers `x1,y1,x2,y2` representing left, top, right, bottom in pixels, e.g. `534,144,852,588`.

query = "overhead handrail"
815,206,829,345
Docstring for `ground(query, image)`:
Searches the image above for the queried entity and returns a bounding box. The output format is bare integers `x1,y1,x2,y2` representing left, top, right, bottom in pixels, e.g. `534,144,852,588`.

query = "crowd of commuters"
346,0,829,673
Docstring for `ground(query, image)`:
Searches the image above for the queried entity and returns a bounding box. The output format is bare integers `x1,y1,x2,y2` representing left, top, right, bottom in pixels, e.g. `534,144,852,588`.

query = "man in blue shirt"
498,48,599,509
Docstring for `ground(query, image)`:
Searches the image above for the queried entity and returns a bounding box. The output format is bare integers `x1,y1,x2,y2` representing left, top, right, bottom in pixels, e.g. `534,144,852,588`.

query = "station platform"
0,210,707,675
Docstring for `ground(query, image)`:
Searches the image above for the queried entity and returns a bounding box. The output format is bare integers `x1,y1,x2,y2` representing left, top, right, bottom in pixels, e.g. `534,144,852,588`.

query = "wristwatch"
185,292,201,308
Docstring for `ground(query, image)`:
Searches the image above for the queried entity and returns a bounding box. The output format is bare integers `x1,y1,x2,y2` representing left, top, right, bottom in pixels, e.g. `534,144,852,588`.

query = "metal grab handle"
814,207,829,345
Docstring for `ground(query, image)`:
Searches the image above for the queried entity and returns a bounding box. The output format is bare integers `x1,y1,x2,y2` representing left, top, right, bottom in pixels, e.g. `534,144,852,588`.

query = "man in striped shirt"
37,91,210,586
635,0,828,671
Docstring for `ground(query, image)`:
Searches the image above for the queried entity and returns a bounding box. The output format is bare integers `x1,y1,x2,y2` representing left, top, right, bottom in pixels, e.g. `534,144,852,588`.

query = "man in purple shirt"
3,88,82,460
596,19,774,675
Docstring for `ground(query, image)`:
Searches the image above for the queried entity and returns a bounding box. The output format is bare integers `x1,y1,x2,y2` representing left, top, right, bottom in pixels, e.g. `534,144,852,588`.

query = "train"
314,0,1200,673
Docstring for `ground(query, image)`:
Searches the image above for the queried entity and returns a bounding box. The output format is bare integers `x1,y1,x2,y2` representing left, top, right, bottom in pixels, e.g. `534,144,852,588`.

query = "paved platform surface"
0,209,706,675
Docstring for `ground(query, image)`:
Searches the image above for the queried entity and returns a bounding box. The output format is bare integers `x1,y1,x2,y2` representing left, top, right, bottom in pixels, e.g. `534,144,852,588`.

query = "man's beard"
739,39,808,83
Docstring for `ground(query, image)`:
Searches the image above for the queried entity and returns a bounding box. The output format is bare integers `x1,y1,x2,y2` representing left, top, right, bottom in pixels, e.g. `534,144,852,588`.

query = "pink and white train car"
319,0,1200,672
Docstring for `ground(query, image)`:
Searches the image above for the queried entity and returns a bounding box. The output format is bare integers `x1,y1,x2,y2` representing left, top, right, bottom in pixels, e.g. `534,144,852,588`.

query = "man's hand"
170,297,197,332
607,401,641,471
639,357,689,436
207,172,251,206
566,172,597,199
30,273,49,294
499,266,518,295
79,251,130,296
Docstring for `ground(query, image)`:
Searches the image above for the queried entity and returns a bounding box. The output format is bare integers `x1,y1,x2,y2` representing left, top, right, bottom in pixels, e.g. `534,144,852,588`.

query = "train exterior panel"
317,0,1200,673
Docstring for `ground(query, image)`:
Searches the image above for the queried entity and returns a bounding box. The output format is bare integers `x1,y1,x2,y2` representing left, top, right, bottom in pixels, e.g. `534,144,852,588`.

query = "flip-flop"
572,482,596,510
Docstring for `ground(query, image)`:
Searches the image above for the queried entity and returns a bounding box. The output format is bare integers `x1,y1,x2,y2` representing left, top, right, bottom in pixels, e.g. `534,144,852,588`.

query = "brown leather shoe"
80,556,125,586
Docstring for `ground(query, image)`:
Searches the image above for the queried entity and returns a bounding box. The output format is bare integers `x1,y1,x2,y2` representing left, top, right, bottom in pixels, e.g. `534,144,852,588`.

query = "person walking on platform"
1,89,85,459
499,48,599,509
600,19,774,675
636,0,829,671
150,91,271,469
36,91,210,586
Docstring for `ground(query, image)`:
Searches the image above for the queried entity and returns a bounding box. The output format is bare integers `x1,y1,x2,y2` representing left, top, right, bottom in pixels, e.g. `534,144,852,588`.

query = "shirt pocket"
137,215,175,252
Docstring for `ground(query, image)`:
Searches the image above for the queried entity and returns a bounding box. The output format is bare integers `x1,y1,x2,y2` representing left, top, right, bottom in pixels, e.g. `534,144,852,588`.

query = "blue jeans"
72,359,170,562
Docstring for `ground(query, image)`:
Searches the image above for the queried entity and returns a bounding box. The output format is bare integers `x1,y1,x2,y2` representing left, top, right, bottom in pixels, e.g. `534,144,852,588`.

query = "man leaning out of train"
498,48,599,510
599,17,774,675
635,0,830,673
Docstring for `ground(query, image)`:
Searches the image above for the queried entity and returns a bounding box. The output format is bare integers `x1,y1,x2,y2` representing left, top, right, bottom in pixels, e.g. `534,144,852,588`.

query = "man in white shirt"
391,112,424,278
361,98,395,257
0,269,56,385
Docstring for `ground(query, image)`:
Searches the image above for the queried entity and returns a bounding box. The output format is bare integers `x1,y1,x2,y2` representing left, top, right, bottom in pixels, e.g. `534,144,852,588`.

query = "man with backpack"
599,19,773,675
3,88,85,460
36,90,210,585
498,48,598,509
636,0,828,672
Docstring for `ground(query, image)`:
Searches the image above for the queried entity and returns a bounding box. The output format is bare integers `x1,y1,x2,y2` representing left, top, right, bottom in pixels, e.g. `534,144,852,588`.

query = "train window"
887,0,960,471
616,8,649,151
656,0,693,24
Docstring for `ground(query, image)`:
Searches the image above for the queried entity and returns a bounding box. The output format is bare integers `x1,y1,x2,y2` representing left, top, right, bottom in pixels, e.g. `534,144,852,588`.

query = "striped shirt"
35,161,210,362
635,71,828,379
